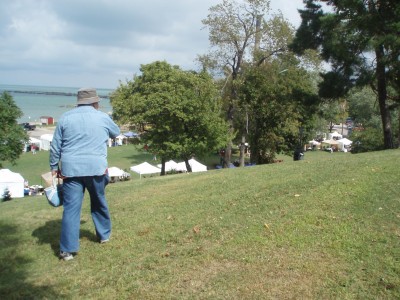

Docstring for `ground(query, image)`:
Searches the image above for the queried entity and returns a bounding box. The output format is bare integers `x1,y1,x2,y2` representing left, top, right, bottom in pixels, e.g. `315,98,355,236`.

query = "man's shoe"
59,251,74,261
100,238,109,244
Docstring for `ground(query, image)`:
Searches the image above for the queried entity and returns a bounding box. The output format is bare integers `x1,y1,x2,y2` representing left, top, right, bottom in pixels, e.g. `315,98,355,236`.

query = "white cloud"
0,0,304,89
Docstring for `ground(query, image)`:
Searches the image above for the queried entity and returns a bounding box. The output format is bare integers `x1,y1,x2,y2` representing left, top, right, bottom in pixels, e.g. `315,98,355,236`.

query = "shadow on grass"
32,220,98,257
0,221,59,298
122,152,155,165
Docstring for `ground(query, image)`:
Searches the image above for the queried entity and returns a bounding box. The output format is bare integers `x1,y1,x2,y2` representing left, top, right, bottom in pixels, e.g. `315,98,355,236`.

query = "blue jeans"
60,174,111,253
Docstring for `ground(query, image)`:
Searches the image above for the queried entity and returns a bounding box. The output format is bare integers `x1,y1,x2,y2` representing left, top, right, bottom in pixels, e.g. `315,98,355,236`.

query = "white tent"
108,166,130,182
108,166,125,177
24,137,41,152
176,158,207,173
40,134,53,151
189,158,207,172
308,139,321,150
329,131,343,140
338,138,352,151
0,169,25,198
115,134,127,146
322,139,339,146
157,160,179,172
338,138,352,146
130,162,161,178
29,137,41,145
176,162,188,172
309,140,321,146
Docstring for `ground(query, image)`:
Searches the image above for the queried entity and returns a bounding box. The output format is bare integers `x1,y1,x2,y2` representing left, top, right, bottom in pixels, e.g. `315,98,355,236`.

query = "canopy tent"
176,162,188,172
108,166,130,182
40,134,53,151
308,139,321,150
189,158,207,172
309,140,321,146
29,137,41,145
338,138,352,152
0,169,25,198
115,134,127,146
338,138,352,146
322,139,339,145
329,131,343,140
123,131,139,138
321,139,340,152
176,158,207,173
24,137,41,152
108,167,125,177
157,160,179,172
130,162,161,178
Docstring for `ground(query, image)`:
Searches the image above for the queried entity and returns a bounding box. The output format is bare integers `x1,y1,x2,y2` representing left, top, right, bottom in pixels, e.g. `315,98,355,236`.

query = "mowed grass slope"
1,150,399,299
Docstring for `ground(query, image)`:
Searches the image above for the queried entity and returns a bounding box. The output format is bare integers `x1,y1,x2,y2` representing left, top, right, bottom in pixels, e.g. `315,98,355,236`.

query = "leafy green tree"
111,61,228,174
347,86,398,153
348,87,381,130
291,0,400,149
316,97,347,134
201,0,273,167
0,92,28,168
240,55,319,164
351,128,385,154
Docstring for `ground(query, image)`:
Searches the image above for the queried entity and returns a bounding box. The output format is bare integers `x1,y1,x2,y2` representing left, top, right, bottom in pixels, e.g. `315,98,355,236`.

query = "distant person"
50,87,120,261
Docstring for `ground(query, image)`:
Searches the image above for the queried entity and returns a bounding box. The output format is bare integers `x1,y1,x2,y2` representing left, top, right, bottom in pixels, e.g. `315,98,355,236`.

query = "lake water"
0,84,114,123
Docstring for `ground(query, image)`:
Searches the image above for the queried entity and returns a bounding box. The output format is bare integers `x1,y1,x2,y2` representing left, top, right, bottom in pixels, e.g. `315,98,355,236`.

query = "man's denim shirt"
50,106,120,177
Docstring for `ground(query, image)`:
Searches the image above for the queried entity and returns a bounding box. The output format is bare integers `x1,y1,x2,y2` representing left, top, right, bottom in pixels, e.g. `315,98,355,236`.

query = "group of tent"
0,158,207,199
25,134,54,152
130,158,207,178
26,131,140,151
309,132,352,152
109,131,140,147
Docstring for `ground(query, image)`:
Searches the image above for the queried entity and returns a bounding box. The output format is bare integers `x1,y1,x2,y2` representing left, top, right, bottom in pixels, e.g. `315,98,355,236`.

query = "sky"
0,0,305,89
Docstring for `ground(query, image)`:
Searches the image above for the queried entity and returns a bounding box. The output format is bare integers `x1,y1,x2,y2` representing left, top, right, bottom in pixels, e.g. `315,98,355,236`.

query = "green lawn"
1,149,399,299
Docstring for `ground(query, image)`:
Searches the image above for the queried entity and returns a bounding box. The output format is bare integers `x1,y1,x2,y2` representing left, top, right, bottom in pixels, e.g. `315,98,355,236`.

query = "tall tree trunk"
398,108,400,147
184,158,192,173
224,139,232,168
239,135,246,167
329,121,334,133
160,157,166,176
224,72,237,168
375,45,393,149
239,111,249,167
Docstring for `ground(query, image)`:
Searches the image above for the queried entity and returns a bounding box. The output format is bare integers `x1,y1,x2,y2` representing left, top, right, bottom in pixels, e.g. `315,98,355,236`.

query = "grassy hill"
1,149,399,299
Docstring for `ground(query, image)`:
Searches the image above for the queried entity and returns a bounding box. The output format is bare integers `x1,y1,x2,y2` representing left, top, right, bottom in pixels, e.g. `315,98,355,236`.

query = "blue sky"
0,0,305,89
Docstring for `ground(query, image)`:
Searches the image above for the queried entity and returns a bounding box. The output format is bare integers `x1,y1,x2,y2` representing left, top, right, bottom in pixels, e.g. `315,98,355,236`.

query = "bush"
351,127,385,153
2,188,12,202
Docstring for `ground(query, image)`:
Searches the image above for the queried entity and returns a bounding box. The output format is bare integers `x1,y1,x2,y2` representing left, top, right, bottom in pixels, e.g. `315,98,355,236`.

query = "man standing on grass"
50,87,120,261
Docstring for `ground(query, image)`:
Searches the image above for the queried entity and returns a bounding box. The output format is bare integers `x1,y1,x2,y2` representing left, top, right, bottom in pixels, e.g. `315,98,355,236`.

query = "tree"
201,0,272,167
348,87,381,130
110,61,228,174
317,98,346,133
291,0,400,149
240,55,319,163
347,86,390,153
351,127,385,153
0,92,28,168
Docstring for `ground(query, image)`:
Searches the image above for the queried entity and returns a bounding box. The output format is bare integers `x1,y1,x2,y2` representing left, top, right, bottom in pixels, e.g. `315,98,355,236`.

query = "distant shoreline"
0,84,113,123
4,89,110,99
